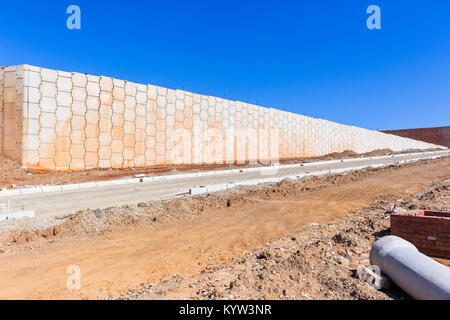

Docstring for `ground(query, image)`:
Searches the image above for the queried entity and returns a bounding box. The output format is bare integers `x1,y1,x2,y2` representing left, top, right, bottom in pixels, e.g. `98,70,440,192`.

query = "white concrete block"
40,81,57,98
56,92,72,107
100,77,114,91
79,182,98,189
61,184,80,191
0,189,21,197
95,181,114,187
19,187,43,195
0,210,35,222
87,81,101,96
57,76,73,92
27,71,42,88
42,185,63,193
24,87,41,103
41,68,58,82
26,103,41,119
190,187,207,195
72,73,87,87
147,85,158,100
72,87,87,101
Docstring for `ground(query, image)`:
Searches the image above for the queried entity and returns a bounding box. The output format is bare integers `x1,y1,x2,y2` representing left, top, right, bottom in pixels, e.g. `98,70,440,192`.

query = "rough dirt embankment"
0,157,448,299
0,148,440,189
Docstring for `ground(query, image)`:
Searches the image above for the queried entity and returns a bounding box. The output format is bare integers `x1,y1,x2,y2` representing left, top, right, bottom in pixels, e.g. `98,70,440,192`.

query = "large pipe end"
369,235,418,270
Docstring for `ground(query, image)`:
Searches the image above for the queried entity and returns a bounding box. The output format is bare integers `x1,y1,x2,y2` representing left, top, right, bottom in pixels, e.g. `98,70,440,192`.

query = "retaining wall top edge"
12,64,327,125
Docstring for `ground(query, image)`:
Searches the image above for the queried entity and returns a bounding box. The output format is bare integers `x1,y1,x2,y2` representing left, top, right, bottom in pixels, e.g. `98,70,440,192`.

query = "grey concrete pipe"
370,235,450,300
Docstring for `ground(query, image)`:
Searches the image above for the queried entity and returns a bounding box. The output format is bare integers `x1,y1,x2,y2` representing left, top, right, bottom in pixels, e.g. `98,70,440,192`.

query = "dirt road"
0,158,448,299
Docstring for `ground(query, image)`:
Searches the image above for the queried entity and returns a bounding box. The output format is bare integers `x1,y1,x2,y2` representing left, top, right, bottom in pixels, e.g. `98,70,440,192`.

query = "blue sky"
1,0,449,130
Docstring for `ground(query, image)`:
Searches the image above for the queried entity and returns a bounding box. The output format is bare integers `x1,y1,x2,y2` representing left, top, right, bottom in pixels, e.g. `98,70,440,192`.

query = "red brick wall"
391,211,450,259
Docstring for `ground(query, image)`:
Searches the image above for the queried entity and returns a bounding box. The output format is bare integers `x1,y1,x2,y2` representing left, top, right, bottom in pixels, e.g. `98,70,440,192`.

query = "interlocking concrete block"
86,96,100,110
55,151,70,167
71,130,85,145
56,122,71,138
112,100,125,114
85,151,99,168
113,87,125,100
100,77,113,92
27,71,42,88
86,110,99,124
167,89,176,103
125,82,137,96
136,91,147,104
22,87,40,104
39,127,56,143
99,92,113,106
56,107,71,121
40,68,58,82
71,87,86,102
70,158,85,170
40,113,57,128
57,76,72,92
147,85,158,100
157,95,166,107
56,92,72,107
71,115,86,130
99,119,112,133
25,103,41,119
87,81,100,96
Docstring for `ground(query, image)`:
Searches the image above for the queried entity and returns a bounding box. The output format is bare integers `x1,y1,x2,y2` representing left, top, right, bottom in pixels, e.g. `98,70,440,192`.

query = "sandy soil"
0,148,439,189
0,157,448,299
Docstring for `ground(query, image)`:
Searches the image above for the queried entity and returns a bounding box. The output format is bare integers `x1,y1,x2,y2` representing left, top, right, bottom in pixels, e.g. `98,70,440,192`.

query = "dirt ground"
0,157,448,300
0,148,440,189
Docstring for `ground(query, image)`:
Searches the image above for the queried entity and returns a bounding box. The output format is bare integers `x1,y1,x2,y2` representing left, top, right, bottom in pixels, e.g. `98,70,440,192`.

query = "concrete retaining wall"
0,64,443,170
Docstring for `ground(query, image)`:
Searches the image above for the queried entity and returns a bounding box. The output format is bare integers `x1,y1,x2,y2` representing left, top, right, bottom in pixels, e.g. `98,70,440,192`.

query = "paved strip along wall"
1,64,443,171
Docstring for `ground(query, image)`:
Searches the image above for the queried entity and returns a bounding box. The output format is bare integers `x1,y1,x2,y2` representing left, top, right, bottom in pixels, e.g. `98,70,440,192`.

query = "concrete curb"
187,151,449,196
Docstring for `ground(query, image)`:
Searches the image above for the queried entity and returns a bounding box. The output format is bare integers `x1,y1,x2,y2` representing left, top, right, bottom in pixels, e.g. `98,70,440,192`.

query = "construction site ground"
0,156,448,300
0,148,440,190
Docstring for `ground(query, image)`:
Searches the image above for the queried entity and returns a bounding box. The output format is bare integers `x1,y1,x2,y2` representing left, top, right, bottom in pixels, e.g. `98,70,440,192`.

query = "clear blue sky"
1,0,449,130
